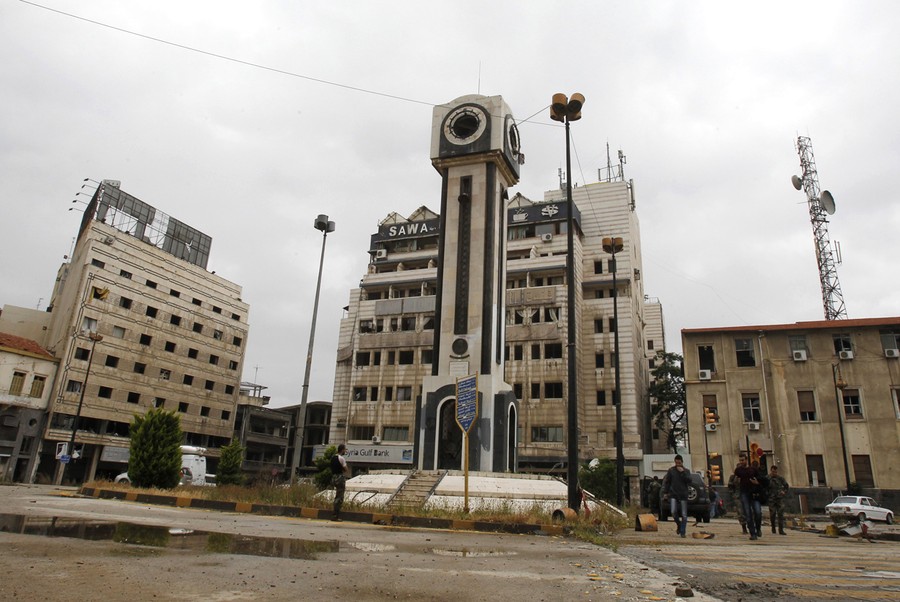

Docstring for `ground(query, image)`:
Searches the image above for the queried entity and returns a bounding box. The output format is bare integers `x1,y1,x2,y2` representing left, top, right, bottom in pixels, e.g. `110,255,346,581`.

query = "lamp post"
831,362,852,489
602,237,625,505
62,331,103,484
291,214,335,483
550,92,585,511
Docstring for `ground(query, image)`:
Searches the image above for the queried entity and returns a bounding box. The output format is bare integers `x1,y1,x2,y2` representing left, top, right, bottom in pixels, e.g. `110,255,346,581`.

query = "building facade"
330,178,658,497
1,181,250,484
682,317,900,510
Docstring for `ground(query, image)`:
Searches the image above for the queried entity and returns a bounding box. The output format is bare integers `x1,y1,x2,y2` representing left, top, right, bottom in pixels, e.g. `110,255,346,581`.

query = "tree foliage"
128,408,182,489
578,458,616,504
313,445,338,490
216,439,245,486
648,351,686,452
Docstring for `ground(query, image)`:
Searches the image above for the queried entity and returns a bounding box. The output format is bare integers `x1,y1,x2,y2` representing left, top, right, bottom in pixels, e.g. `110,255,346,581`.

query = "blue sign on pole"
456,374,478,433
59,455,71,464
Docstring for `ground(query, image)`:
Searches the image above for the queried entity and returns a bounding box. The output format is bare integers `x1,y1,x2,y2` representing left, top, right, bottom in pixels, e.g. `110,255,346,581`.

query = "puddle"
430,547,517,557
0,514,339,560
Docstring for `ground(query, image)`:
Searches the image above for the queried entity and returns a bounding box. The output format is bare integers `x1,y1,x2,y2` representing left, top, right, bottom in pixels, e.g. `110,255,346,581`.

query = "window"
359,319,374,333
160,369,171,381
513,383,522,399
119,269,132,279
74,347,90,360
178,402,189,413
164,341,176,353
545,382,563,398
355,351,371,367
383,426,409,441
595,353,605,368
92,286,109,300
702,394,717,413
140,334,152,346
735,338,756,367
806,454,826,486
593,261,603,274
833,333,852,354
788,335,808,355
9,371,25,395
119,297,133,310
200,406,210,417
842,388,862,419
205,380,215,391
401,317,416,331
188,348,199,359
153,397,165,408
797,390,816,421
209,354,219,366
531,344,541,360
398,350,414,365
212,306,222,314
384,386,394,401
387,351,395,365
91,258,105,268
127,392,140,404
349,425,375,440
169,289,180,298
231,313,240,321
423,315,435,330
595,290,605,299
531,382,541,399
66,379,82,393
421,349,433,364
880,330,900,352
145,279,157,289
741,392,762,422
608,318,616,333
105,355,119,368
369,387,379,401
532,426,563,443
232,336,242,346
192,298,202,307
596,391,607,406
112,325,126,339
545,343,563,359
698,345,715,372
353,387,366,401
225,385,234,394
82,317,98,333
192,322,203,334
29,375,46,398
183,374,194,385
170,315,182,326
397,386,412,401
647,340,654,350
228,359,239,370
852,455,875,488
133,362,146,375
146,306,158,318
594,319,604,334
513,345,523,361
221,410,231,420
98,386,113,399
213,330,223,341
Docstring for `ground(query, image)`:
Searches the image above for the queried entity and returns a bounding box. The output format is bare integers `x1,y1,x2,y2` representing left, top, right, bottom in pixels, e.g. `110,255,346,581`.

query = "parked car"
825,496,894,524
659,472,711,523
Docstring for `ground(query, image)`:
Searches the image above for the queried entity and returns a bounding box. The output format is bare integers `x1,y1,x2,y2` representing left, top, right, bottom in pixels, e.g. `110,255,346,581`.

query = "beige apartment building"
682,317,900,510
1,181,250,483
330,179,661,495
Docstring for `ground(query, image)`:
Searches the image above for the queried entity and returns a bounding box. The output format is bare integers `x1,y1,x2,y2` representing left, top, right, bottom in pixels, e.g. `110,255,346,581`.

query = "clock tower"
416,94,522,472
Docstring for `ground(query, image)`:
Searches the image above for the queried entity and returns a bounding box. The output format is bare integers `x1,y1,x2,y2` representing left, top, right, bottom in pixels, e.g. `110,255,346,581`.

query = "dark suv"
658,472,711,523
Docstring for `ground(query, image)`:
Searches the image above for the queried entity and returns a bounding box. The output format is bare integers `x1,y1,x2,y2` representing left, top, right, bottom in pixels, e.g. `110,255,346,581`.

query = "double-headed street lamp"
291,214,335,483
551,92,585,511
602,236,625,506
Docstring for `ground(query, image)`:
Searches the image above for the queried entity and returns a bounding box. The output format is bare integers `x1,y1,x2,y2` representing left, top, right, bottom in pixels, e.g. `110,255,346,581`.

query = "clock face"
443,105,488,146
506,121,520,157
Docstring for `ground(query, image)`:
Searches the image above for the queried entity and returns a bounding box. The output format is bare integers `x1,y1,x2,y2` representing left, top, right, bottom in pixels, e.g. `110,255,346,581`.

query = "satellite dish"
819,190,836,215
791,175,802,190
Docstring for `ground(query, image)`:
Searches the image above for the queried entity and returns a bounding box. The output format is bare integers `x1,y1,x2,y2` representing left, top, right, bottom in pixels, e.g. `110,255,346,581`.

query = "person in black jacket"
662,454,692,538
330,444,350,521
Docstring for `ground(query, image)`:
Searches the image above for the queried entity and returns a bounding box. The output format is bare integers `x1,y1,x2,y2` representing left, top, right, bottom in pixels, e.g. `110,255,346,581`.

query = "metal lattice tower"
795,136,848,320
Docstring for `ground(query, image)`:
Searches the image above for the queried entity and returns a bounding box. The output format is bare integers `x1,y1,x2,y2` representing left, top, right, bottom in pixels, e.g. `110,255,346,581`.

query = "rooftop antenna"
792,135,847,320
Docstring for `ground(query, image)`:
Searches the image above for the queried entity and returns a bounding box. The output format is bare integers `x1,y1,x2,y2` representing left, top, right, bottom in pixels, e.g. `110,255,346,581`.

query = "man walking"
728,464,748,533
662,454,692,538
331,444,350,521
733,454,763,540
768,465,790,535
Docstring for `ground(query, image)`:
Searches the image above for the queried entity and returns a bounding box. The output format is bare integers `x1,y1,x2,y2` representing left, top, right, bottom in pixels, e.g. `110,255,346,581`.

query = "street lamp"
291,214,335,483
831,363,852,490
602,237,625,505
551,92,585,511
62,331,103,484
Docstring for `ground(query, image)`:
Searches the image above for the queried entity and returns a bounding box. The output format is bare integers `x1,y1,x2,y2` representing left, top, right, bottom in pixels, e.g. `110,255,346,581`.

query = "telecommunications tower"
791,136,848,320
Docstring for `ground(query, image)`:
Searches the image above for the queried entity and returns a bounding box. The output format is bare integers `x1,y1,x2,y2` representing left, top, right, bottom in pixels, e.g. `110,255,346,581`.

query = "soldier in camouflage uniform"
768,464,789,535
728,463,747,534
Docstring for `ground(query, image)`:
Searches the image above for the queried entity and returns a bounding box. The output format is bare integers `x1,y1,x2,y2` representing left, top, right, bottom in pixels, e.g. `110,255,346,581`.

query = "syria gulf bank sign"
313,444,414,465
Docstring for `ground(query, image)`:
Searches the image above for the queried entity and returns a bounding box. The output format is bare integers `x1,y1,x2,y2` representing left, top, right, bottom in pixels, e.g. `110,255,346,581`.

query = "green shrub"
313,445,337,490
578,457,616,504
216,439,245,486
128,408,182,489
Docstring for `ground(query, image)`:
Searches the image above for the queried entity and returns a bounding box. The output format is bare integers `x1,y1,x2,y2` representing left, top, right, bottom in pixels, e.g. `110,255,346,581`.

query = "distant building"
0,180,250,484
235,382,291,483
0,333,58,482
682,317,900,509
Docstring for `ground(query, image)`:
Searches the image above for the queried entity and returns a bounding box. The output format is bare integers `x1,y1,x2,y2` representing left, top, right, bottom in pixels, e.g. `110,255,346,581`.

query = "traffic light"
709,464,721,483
704,408,717,424
749,442,764,460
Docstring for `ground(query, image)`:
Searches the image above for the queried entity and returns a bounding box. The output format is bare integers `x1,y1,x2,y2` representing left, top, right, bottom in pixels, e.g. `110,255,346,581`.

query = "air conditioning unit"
885,348,900,358
698,369,712,381
541,233,553,242
705,423,717,432
374,249,387,260
839,350,854,360
371,435,381,444
747,422,761,431
792,350,808,362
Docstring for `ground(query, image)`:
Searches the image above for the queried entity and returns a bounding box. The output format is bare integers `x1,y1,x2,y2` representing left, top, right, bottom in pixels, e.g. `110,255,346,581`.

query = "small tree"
649,351,687,452
579,458,616,504
128,408,182,489
313,445,338,490
216,439,245,486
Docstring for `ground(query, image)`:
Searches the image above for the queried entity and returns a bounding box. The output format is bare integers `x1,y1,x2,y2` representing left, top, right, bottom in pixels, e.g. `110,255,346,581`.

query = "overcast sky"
2,1,898,408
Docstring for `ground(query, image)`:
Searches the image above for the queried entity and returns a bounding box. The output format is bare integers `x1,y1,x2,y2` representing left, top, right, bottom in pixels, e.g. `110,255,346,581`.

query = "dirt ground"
0,485,721,602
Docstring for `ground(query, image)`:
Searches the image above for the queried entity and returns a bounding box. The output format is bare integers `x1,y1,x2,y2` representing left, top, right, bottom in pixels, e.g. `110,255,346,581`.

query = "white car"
825,496,894,524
